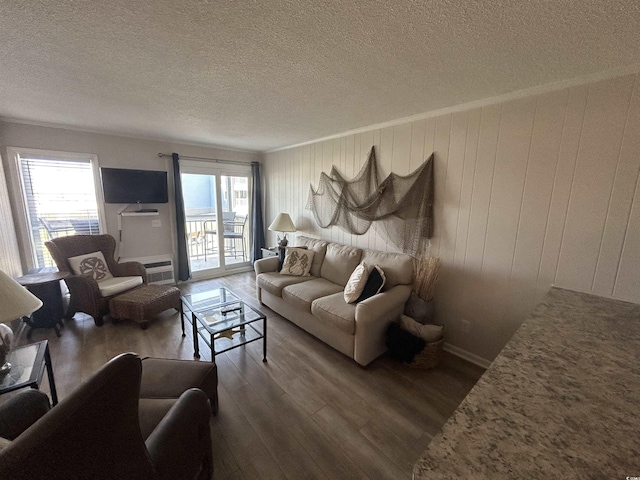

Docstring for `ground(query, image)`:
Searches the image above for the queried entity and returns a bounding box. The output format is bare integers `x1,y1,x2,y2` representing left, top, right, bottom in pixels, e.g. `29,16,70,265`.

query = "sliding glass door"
180,161,251,277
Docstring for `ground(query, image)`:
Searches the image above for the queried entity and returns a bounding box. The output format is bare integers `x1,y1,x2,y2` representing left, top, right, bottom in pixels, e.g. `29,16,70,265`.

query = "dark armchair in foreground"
46,234,147,326
0,353,213,480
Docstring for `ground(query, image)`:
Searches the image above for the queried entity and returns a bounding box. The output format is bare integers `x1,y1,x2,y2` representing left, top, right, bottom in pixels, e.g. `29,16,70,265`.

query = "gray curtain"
172,153,190,281
250,161,265,265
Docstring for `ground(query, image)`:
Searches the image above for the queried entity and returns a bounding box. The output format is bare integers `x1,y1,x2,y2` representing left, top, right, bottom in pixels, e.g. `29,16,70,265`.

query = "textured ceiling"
1,0,639,152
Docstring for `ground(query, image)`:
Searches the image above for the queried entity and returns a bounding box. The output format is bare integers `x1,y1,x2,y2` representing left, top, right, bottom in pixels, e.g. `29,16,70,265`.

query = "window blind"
20,156,100,268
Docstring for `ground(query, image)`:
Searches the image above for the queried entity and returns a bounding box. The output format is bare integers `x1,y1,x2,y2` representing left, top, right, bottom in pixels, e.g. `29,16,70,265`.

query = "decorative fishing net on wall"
306,146,434,255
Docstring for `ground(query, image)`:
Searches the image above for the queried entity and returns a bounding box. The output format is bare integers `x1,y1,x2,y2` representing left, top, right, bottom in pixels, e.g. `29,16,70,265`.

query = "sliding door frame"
180,160,252,280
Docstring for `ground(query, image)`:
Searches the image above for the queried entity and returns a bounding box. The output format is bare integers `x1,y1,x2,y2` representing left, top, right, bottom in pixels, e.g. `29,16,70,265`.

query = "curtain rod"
157,153,251,166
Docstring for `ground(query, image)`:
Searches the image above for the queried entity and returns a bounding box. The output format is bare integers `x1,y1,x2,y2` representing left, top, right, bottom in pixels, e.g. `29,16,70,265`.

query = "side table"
16,271,69,338
261,246,285,267
0,340,58,406
260,247,278,258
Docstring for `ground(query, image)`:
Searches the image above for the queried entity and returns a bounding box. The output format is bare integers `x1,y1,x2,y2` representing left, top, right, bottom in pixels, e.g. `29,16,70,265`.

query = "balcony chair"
203,211,236,260
0,353,213,480
70,218,100,235
223,215,247,261
45,234,147,326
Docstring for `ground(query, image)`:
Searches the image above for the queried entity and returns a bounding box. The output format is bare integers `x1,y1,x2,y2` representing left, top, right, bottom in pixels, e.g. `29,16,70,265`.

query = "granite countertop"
413,287,640,479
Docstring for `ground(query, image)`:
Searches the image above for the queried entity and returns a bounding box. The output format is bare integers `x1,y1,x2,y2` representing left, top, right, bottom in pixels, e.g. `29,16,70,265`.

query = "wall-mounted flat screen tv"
101,168,169,204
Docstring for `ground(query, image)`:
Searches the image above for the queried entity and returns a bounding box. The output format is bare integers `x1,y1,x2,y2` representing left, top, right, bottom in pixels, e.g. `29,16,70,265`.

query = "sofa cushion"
361,249,413,288
320,243,363,287
257,272,313,297
295,236,328,277
281,247,314,276
282,278,343,312
98,276,143,297
312,292,356,335
0,437,11,452
138,398,176,440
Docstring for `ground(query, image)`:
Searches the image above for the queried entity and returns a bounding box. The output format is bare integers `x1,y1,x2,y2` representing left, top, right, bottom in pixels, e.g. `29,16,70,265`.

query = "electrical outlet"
152,219,161,228
461,319,471,333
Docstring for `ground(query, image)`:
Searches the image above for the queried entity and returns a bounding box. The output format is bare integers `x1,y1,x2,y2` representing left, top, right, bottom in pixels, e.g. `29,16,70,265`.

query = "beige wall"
0,122,260,269
263,73,640,364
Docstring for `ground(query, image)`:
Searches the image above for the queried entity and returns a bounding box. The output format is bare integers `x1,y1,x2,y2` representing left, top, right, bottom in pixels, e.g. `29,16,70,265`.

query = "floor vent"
121,255,175,285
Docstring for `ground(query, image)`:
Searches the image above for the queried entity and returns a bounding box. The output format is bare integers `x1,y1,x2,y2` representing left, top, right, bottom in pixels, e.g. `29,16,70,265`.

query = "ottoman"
109,284,182,330
139,357,218,439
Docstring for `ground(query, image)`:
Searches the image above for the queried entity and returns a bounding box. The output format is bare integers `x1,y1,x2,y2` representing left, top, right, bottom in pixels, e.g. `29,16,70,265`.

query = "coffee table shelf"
181,288,267,362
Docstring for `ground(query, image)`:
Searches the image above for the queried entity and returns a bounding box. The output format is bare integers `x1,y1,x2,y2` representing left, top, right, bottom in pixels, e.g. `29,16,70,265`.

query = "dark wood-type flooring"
12,271,485,479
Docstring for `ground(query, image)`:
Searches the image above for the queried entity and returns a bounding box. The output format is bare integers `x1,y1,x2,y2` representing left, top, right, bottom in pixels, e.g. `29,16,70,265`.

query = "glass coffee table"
181,287,267,362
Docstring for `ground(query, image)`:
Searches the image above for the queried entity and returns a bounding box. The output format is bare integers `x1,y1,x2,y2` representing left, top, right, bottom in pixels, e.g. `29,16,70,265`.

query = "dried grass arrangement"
413,255,440,302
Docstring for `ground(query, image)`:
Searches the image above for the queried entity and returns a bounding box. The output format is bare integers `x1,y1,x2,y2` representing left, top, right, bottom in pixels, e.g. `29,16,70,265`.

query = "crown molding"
266,64,640,154
0,117,260,155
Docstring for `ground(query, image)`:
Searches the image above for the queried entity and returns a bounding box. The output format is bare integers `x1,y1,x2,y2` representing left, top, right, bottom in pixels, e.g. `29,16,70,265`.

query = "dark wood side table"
15,271,69,338
0,340,58,406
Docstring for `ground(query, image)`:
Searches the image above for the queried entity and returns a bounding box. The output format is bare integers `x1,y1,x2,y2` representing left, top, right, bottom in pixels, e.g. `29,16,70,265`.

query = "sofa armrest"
354,284,412,366
145,388,213,480
0,390,51,440
254,256,279,274
112,261,148,283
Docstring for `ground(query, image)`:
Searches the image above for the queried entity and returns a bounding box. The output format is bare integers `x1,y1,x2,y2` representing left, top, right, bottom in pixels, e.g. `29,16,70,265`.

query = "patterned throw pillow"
280,247,315,276
68,251,113,282
344,262,369,303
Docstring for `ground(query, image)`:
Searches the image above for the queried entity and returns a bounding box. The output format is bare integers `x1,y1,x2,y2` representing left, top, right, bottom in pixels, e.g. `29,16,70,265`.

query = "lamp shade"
0,270,43,323
268,213,296,233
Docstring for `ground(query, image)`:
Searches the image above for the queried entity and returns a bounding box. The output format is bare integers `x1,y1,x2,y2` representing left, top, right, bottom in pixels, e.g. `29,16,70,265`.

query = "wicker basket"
408,336,445,369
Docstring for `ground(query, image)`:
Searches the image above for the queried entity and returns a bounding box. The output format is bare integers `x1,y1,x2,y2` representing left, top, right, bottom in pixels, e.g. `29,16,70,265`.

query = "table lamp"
0,269,43,375
268,213,297,248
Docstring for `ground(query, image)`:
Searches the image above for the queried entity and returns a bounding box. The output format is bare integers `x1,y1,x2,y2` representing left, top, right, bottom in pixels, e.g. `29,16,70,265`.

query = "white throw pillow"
344,262,369,303
280,247,315,276
399,314,443,343
68,251,113,281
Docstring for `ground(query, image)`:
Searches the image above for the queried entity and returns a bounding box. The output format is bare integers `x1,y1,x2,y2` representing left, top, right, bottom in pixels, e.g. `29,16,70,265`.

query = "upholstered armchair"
46,234,147,326
0,353,213,480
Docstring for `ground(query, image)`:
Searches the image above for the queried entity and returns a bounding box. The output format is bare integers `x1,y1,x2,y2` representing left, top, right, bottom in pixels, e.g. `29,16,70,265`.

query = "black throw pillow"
385,322,426,363
277,247,286,272
356,265,386,303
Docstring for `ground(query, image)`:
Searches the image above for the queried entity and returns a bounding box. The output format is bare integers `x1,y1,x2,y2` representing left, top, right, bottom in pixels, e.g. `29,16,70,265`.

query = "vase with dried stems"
405,254,440,324
414,255,440,302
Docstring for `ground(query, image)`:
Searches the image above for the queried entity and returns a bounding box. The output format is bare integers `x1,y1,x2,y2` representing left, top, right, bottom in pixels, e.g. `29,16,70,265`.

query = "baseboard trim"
183,265,253,282
443,343,492,370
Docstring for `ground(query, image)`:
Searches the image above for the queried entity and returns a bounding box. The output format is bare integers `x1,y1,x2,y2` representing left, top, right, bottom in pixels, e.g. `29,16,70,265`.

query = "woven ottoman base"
109,284,181,330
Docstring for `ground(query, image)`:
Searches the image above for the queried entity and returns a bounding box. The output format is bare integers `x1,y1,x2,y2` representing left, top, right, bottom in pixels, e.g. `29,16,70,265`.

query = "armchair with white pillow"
45,234,146,326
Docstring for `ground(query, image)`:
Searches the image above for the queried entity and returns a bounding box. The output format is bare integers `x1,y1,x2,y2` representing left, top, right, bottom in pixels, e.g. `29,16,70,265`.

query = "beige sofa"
254,236,414,366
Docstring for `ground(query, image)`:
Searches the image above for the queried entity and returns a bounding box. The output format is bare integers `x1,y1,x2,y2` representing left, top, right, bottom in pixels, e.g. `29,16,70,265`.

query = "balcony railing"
185,214,247,270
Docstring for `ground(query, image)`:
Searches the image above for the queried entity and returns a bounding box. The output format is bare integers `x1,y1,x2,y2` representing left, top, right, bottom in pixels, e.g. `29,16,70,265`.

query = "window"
11,149,103,269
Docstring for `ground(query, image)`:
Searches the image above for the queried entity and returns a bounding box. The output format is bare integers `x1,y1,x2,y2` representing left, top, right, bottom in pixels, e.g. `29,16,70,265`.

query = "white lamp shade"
0,270,43,323
268,213,296,233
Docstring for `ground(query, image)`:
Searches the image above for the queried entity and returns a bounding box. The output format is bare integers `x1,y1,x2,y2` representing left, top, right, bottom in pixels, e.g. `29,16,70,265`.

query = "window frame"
6,147,106,271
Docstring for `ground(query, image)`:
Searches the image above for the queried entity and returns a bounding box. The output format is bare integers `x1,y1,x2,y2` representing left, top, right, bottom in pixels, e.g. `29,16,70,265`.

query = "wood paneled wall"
263,73,640,364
